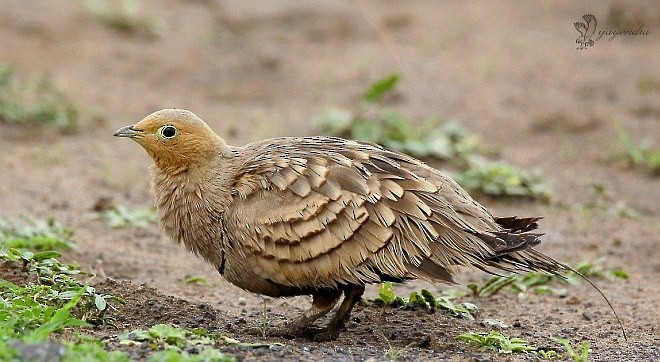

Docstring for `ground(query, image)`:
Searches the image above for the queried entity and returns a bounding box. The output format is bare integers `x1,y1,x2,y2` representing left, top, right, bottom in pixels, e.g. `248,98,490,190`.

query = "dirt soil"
1,1,658,361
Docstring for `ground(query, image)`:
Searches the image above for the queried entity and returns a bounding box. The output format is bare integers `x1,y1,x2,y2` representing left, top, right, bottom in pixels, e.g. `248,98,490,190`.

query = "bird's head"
114,109,226,172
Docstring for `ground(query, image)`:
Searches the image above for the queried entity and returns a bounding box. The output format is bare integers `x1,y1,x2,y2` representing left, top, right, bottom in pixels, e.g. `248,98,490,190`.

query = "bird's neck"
150,152,234,270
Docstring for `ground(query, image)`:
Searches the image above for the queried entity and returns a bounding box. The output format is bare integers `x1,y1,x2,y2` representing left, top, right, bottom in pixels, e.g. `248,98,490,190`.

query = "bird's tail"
479,216,627,341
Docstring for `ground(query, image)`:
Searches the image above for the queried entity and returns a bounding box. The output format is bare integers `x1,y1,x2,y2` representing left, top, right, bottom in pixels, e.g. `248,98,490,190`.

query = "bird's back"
218,136,565,295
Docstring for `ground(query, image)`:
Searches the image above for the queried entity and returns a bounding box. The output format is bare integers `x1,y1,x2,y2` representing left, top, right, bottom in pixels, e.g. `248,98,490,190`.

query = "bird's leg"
313,284,365,342
264,290,341,338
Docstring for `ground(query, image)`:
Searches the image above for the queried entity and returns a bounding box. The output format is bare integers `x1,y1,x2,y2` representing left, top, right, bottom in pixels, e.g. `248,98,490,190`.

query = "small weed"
0,64,78,131
468,273,566,298
379,331,416,361
312,74,551,201
1,249,123,327
255,298,272,338
148,348,234,362
554,338,590,362
0,340,20,361
185,275,211,287
312,74,489,162
467,260,628,298
370,282,477,319
457,331,538,354
119,324,214,351
573,259,629,282
571,180,641,219
0,215,75,251
0,216,123,361
61,335,131,362
119,324,247,361
455,157,552,202
614,129,660,175
77,0,166,37
97,206,157,229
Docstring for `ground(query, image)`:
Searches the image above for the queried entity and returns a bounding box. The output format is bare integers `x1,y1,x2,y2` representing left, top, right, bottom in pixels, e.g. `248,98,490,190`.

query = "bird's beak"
113,125,142,138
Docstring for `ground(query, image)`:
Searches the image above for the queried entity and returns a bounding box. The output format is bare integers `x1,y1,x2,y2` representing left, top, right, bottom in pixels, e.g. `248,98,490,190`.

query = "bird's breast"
151,169,228,271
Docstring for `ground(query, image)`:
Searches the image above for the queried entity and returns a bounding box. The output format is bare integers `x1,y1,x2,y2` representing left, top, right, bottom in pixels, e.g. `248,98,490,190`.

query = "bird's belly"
222,254,308,297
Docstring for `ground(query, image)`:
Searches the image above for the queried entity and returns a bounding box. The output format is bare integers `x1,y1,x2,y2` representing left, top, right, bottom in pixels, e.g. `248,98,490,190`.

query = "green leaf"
32,251,62,261
407,291,429,308
361,74,400,103
421,289,436,307
350,119,382,143
94,295,107,311
310,108,353,135
378,282,396,304
185,276,210,286
24,288,89,342
606,268,629,280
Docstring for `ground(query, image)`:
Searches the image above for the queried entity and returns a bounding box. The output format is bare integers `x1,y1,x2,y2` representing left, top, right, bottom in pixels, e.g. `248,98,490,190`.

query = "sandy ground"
1,1,658,361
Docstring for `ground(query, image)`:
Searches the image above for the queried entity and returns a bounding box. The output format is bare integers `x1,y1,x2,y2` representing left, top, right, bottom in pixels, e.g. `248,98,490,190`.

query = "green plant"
148,348,234,362
119,324,247,361
119,324,215,351
184,276,211,286
1,249,123,328
457,331,539,354
573,259,629,282
467,260,628,298
615,130,660,175
568,180,641,219
311,74,551,200
254,298,272,338
0,64,78,131
455,157,552,201
312,74,488,162
379,331,416,361
554,338,590,362
59,334,132,362
370,282,477,319
77,0,166,37
0,216,123,357
97,206,158,229
0,215,75,251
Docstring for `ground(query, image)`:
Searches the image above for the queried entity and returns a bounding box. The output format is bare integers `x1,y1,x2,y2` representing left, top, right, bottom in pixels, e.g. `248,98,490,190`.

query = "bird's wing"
574,21,587,36
225,138,562,289
583,14,597,36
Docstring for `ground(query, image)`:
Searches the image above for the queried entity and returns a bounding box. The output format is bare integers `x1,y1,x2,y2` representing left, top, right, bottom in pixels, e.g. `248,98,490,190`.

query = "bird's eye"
158,125,177,139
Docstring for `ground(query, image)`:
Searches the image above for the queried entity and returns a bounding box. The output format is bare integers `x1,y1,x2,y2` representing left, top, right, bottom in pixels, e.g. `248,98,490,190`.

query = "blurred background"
0,1,658,360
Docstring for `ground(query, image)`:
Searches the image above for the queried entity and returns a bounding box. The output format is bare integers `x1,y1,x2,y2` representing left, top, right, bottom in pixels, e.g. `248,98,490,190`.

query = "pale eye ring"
159,125,177,139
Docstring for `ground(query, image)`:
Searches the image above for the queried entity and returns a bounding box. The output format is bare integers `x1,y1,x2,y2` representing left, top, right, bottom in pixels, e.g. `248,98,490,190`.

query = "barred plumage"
115,109,570,341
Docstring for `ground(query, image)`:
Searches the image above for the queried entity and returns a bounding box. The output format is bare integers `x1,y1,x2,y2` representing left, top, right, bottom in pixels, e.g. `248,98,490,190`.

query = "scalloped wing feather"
223,137,567,290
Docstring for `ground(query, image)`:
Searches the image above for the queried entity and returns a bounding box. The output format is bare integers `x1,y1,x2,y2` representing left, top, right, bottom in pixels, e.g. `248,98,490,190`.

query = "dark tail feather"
495,216,542,233
469,215,628,341
480,216,627,342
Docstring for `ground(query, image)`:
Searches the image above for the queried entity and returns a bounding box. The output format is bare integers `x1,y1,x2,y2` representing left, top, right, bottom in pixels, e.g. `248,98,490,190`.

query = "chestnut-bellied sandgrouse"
115,109,581,341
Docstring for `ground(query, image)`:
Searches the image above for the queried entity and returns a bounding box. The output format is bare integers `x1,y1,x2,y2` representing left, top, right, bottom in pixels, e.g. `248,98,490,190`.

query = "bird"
575,14,597,50
112,109,574,341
